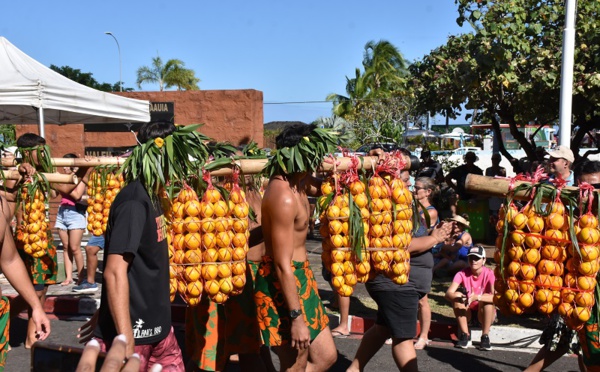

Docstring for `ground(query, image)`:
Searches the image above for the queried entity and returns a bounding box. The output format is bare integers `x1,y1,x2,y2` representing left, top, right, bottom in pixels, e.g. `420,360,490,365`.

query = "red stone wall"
13,89,263,230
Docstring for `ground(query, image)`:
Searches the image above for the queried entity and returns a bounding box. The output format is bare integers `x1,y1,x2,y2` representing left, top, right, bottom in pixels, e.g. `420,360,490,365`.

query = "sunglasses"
468,256,483,262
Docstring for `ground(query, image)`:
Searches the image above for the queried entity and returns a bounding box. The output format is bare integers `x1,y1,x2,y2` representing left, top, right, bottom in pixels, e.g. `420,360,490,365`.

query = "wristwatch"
289,308,303,320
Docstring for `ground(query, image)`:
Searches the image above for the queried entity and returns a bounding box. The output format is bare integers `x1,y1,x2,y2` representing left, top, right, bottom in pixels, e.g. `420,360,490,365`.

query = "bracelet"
477,294,481,302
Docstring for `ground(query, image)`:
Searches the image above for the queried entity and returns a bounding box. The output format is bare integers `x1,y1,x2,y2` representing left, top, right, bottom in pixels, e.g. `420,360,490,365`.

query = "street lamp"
104,32,122,92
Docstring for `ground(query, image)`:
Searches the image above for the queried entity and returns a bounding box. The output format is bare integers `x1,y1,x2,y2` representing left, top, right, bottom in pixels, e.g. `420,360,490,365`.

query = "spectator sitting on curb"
445,245,495,351
432,214,473,276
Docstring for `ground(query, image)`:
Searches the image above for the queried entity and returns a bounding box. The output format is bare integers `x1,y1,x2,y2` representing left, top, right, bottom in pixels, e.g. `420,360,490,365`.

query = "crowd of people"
0,124,598,371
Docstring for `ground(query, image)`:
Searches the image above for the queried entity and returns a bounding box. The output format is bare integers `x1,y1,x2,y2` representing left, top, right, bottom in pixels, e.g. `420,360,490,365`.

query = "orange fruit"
519,263,537,280
504,289,519,303
579,214,599,228
509,231,525,246
558,302,574,318
561,288,576,303
524,235,542,249
509,302,525,315
535,289,553,303
522,248,541,265
217,263,232,278
233,203,249,219
172,250,185,264
232,233,247,248
507,245,524,261
578,227,600,245
391,274,408,285
217,247,233,262
184,200,202,217
519,279,536,294
541,245,561,260
537,302,554,314
183,249,202,264
199,202,215,218
546,213,565,230
203,248,219,263
204,279,221,296
187,297,200,306
511,213,528,230
526,216,544,233
519,293,534,308
574,306,592,322
544,229,563,243
577,275,597,290
215,232,231,248
575,292,595,307
507,261,521,276
232,218,249,233
232,274,246,290
184,233,202,250
184,216,202,233
320,181,334,195
580,245,600,262
202,264,219,280
177,188,198,203
186,280,203,297
537,259,557,275
331,275,345,289
578,260,599,276
205,189,222,204
232,247,246,261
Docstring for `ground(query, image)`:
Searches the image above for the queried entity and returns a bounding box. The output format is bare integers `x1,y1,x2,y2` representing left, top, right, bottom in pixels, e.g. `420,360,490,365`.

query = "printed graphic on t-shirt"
155,216,167,242
133,318,162,339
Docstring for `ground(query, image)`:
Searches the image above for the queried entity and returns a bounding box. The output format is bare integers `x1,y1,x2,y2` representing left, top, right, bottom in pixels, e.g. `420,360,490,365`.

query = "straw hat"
450,215,470,228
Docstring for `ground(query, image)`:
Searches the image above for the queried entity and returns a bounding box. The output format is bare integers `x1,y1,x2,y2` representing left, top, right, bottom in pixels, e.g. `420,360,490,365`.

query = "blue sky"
2,1,468,124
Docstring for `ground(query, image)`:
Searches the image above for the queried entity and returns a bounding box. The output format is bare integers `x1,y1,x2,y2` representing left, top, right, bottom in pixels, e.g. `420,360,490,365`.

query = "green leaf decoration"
264,127,337,177
119,124,210,200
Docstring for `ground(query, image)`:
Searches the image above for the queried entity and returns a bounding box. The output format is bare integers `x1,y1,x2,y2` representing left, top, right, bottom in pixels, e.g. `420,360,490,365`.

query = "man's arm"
104,253,134,356
445,169,458,190
265,188,310,350
0,199,50,340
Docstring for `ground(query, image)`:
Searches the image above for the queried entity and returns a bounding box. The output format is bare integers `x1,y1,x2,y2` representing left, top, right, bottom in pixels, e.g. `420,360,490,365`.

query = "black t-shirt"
94,180,171,345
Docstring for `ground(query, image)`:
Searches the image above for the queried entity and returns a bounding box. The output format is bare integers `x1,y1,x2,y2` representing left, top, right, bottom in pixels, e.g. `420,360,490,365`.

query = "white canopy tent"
0,37,150,137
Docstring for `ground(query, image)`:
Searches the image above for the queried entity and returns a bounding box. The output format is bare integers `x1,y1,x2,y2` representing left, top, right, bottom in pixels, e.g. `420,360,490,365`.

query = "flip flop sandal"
414,338,431,349
331,331,350,339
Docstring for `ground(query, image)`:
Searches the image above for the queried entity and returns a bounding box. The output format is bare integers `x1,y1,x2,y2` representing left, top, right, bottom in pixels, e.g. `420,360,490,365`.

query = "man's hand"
290,317,310,350
78,310,99,344
76,335,151,372
31,306,51,341
17,163,35,177
368,148,385,163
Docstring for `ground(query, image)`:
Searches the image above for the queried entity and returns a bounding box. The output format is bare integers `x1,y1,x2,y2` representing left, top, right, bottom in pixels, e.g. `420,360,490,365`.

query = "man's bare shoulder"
264,179,294,202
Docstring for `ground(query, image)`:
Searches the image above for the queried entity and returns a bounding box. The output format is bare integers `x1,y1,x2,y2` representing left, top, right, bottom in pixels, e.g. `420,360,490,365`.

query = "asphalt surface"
6,317,580,371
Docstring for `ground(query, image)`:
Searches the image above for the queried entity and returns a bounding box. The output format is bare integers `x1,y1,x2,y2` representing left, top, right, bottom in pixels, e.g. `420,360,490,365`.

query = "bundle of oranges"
385,175,413,285
167,174,251,306
562,212,600,329
319,152,414,295
86,169,124,236
493,201,568,316
168,186,203,306
493,184,600,330
15,183,49,258
320,176,369,297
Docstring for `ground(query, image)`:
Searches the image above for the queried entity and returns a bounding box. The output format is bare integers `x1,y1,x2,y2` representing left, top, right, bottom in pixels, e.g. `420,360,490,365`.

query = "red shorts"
96,327,184,372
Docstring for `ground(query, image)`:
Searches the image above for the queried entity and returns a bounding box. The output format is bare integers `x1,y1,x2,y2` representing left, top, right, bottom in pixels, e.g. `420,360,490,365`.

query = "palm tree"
327,40,408,117
136,55,200,91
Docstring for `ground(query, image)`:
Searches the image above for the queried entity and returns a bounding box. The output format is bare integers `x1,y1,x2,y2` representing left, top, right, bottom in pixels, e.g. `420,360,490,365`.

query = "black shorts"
369,289,418,340
33,283,45,291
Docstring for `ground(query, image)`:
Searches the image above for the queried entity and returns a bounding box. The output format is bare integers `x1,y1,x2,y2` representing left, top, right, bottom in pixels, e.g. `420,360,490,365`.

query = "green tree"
50,65,132,92
136,55,200,91
411,0,600,163
327,40,413,145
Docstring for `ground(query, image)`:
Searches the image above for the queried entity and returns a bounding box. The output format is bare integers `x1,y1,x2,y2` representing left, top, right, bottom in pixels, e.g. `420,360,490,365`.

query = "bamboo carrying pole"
0,170,78,184
465,174,579,201
2,155,413,176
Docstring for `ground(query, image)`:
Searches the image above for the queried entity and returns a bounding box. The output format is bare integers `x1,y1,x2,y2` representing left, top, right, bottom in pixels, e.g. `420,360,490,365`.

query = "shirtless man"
255,124,338,371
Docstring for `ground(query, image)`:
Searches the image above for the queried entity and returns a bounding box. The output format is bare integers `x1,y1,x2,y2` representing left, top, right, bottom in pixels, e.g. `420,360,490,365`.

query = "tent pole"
38,106,45,138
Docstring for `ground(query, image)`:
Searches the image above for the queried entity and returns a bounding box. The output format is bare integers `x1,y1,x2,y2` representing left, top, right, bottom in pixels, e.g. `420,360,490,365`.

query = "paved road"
6,317,580,371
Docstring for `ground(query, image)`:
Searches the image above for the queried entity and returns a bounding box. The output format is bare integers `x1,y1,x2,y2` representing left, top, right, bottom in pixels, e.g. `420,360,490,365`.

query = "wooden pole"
3,155,413,176
465,174,579,200
0,170,78,184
